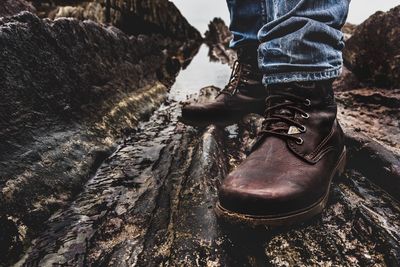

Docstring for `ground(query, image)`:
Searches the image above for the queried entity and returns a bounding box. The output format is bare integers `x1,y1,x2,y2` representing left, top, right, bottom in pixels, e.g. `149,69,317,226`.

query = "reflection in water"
169,44,231,102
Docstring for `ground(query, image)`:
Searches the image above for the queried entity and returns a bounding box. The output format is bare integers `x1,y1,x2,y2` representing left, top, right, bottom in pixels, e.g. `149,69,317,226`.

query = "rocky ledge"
15,86,400,266
0,0,201,264
343,6,400,88
0,0,36,17
30,0,202,59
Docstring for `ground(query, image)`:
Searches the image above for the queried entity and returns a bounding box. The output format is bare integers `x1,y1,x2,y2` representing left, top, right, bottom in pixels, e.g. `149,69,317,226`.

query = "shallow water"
169,45,231,102
172,0,400,33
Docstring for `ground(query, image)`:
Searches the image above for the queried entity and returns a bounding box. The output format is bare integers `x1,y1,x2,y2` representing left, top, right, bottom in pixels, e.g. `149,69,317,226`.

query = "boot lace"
218,60,253,97
259,92,311,145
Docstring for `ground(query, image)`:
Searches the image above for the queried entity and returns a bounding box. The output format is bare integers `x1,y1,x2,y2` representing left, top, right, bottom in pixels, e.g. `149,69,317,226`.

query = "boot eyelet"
304,99,311,106
296,138,304,145
300,125,307,133
301,113,310,119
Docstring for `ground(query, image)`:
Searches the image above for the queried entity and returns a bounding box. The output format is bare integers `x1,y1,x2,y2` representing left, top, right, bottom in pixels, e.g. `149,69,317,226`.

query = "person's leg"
217,0,350,226
180,0,266,126
258,0,349,84
226,0,265,54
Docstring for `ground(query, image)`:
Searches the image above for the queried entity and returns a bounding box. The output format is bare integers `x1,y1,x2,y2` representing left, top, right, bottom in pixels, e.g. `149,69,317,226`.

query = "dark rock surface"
346,130,400,201
337,88,400,155
0,8,200,264
31,0,202,63
204,18,236,65
15,86,400,266
0,0,36,17
32,0,202,41
343,5,400,88
101,0,201,41
205,17,232,47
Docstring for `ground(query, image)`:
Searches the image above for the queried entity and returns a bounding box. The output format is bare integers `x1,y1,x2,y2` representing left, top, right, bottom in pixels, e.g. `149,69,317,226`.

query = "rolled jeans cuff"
262,67,342,85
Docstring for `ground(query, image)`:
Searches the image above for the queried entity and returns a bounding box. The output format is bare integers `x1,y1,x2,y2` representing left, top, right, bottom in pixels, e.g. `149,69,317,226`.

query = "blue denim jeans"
226,0,350,85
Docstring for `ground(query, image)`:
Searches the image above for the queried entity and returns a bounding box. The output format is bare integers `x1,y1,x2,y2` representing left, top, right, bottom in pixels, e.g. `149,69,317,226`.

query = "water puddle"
169,44,231,102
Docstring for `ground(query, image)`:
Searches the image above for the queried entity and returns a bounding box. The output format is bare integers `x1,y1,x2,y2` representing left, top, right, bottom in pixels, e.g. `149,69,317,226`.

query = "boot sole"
179,114,243,128
215,147,347,227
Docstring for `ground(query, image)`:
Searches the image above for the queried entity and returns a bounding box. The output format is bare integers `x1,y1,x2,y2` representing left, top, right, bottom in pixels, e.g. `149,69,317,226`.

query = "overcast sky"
171,0,400,33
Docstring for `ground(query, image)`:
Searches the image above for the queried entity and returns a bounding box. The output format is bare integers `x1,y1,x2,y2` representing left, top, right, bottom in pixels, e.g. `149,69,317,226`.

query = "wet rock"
16,86,400,266
0,10,200,264
204,18,236,65
0,0,36,17
1,12,166,123
33,0,202,64
336,87,400,155
345,129,400,200
0,216,23,262
205,17,232,47
343,6,400,88
33,0,202,41
103,0,201,42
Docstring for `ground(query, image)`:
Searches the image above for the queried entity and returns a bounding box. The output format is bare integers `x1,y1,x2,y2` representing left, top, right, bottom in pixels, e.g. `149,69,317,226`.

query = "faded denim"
226,0,350,85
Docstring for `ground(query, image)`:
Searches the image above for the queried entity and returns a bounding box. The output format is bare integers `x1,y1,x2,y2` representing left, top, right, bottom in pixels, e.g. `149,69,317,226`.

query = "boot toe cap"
218,174,323,217
181,103,219,118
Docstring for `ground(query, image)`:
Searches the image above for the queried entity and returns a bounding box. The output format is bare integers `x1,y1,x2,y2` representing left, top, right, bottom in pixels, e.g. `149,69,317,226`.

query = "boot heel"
336,147,347,178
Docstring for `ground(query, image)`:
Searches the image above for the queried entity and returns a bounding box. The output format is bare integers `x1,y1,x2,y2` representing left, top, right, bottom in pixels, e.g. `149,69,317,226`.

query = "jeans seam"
264,66,341,77
263,67,342,84
260,0,267,25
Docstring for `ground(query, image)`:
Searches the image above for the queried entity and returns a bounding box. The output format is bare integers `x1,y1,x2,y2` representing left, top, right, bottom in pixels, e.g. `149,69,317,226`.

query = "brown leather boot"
180,47,266,126
216,80,347,227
